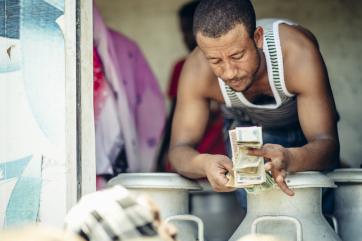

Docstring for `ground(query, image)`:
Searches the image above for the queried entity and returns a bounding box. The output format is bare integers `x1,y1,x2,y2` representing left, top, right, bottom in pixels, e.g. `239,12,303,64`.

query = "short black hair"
193,0,256,38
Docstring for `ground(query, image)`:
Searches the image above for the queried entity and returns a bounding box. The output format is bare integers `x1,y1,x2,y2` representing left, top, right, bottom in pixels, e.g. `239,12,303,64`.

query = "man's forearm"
169,145,209,179
287,137,339,172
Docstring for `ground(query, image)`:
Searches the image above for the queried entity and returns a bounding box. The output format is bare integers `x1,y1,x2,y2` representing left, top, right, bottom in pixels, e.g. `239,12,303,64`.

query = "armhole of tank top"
273,20,295,97
263,28,282,108
218,78,232,107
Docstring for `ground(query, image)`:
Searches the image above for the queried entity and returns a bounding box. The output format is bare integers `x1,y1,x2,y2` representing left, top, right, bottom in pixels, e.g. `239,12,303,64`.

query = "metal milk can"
229,172,341,241
190,179,246,241
328,168,362,241
108,173,204,241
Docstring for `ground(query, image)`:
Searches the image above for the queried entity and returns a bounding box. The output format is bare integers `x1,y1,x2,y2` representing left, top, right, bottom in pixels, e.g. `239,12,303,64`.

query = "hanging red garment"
93,47,109,121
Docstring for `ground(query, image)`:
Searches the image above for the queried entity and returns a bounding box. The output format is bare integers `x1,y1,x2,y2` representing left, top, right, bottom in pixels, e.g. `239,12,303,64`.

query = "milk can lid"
327,168,362,183
107,173,202,190
285,171,337,188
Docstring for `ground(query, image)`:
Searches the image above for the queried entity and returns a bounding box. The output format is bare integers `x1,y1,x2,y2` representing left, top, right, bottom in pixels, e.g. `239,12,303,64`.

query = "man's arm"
284,24,339,171
169,50,234,192
249,25,339,195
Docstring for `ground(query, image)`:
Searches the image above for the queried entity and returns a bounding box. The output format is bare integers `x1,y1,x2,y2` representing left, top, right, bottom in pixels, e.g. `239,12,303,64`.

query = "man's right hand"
202,154,235,192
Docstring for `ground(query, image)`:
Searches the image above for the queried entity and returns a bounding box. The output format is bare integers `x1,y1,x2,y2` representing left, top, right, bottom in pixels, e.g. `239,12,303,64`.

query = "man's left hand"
248,144,295,196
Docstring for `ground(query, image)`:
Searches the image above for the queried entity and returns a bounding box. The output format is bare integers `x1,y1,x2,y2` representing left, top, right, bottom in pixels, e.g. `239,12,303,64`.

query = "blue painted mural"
0,0,65,227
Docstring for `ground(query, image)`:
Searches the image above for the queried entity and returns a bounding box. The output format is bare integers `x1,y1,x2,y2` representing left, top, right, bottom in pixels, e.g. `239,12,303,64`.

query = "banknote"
226,126,275,191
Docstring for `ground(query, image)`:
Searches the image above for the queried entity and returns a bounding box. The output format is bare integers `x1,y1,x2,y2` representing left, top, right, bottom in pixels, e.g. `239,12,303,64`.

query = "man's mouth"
228,78,243,87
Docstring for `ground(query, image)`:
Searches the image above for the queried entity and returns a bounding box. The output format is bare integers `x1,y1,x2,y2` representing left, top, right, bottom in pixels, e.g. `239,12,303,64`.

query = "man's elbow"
168,147,178,170
168,144,188,171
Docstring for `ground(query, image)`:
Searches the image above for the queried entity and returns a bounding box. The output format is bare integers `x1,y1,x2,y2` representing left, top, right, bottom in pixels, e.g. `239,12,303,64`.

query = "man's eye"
231,54,243,60
209,60,220,65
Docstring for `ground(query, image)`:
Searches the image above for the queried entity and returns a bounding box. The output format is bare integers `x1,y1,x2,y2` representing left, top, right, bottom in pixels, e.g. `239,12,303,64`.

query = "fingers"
265,162,294,196
248,144,285,159
264,161,273,171
213,175,236,192
275,171,294,196
222,159,234,172
204,155,235,192
210,172,236,192
247,147,265,157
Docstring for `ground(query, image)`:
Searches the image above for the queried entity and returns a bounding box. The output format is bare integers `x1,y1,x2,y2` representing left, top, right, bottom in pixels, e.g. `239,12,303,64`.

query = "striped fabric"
64,186,162,241
218,19,299,128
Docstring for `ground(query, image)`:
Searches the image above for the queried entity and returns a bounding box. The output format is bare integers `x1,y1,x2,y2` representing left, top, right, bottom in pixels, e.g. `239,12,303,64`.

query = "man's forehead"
196,23,250,39
196,24,250,53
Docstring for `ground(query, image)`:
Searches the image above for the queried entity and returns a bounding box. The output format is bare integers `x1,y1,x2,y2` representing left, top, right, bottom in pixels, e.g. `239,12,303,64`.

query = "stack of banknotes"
226,126,275,192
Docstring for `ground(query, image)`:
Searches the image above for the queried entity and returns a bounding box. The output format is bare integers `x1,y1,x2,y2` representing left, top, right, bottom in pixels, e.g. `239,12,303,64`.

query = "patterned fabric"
218,19,299,129
93,47,125,176
109,29,167,172
64,186,161,241
93,6,166,173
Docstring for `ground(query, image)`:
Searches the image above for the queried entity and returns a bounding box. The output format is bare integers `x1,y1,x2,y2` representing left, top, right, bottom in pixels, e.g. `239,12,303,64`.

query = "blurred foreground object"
64,185,176,241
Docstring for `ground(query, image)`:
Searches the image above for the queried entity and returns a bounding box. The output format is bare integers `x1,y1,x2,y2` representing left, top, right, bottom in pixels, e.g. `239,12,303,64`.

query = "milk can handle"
251,216,302,241
165,214,204,241
325,214,339,234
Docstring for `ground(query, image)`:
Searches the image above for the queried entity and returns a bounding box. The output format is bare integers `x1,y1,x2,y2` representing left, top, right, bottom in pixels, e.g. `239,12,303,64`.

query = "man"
169,0,339,196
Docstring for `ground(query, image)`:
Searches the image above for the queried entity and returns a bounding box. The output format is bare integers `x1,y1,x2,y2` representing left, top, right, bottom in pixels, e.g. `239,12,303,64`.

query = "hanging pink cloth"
93,47,124,175
93,6,166,172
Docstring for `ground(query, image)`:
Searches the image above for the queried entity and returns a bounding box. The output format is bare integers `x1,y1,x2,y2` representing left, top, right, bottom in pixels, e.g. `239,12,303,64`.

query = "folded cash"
226,126,275,192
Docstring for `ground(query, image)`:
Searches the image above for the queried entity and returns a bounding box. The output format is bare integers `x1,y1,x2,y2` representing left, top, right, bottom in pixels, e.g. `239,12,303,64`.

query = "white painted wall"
94,0,190,92
95,0,362,167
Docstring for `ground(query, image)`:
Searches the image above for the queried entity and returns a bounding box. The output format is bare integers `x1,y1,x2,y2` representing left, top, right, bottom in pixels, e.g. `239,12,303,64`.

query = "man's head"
193,0,256,38
178,1,200,52
193,0,263,92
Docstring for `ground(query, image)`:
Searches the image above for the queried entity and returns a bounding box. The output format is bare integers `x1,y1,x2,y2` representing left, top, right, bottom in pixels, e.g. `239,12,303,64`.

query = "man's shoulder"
184,48,216,83
187,48,209,68
279,24,325,93
280,23,319,51
180,48,220,99
257,18,319,56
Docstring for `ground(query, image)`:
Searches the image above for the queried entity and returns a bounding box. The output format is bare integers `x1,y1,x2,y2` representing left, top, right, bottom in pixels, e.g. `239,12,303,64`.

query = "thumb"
221,157,233,172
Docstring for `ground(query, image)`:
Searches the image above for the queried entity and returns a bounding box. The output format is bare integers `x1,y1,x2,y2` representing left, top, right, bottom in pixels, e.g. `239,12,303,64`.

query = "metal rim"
285,171,337,188
328,168,362,183
107,173,202,190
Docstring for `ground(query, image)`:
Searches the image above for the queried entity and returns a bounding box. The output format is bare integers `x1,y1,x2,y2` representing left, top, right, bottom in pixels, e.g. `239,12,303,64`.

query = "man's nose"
222,62,237,81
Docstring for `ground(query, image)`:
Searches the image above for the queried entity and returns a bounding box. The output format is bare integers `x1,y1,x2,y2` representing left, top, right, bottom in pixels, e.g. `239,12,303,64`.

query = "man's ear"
254,26,264,49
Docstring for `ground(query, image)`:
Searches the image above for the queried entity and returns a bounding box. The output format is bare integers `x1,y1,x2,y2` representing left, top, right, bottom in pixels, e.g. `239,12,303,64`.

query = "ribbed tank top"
218,19,299,128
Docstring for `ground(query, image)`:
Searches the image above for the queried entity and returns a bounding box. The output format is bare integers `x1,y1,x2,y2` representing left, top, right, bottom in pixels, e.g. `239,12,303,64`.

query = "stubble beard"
239,46,262,93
